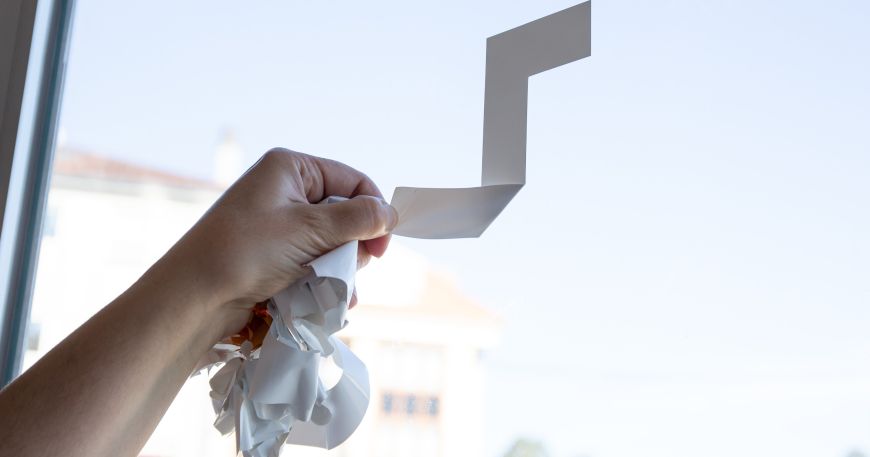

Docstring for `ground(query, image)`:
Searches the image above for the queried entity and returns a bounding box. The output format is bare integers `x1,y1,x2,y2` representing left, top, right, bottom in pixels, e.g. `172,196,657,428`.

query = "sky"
47,0,870,456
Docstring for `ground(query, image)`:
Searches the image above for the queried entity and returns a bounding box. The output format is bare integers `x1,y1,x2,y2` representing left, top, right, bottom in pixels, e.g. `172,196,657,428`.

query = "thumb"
312,195,398,245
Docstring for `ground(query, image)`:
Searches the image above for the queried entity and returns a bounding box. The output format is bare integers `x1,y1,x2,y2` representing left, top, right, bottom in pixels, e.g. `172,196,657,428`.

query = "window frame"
0,0,76,386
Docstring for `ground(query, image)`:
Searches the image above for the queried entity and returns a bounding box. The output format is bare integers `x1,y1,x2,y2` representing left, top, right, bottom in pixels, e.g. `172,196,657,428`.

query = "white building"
24,144,501,457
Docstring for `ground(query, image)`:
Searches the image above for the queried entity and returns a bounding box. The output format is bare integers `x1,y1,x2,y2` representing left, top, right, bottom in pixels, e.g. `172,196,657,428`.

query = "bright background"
34,0,870,456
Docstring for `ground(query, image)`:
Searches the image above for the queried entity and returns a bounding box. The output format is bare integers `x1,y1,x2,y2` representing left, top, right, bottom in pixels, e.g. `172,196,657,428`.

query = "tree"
503,438,550,457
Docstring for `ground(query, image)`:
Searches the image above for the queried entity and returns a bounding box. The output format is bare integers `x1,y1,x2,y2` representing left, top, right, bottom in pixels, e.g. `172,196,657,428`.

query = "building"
24,143,501,457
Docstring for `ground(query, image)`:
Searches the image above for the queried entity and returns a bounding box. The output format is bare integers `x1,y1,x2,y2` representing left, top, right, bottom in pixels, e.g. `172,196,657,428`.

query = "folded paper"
197,3,591,456
391,1,591,239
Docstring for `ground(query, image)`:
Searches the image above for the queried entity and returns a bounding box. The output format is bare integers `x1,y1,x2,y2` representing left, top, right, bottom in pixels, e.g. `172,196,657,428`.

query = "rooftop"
53,147,223,191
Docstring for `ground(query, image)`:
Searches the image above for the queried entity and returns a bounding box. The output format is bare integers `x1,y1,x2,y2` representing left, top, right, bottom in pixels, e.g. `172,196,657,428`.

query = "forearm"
0,149,395,457
0,247,227,457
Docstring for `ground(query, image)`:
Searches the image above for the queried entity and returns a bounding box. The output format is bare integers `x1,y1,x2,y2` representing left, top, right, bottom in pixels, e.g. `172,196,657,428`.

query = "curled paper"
197,3,591,455
390,1,592,239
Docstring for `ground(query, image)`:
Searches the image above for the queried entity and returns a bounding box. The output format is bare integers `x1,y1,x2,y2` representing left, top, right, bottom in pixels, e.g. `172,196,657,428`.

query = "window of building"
426,397,439,417
405,395,417,415
382,393,393,414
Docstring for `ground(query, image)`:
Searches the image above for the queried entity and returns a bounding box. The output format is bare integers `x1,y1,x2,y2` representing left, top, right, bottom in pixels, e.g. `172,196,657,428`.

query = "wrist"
138,247,235,346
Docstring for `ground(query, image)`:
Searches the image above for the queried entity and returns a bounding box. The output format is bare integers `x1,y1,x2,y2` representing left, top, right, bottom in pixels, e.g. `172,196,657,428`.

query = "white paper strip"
391,1,592,239
198,3,592,456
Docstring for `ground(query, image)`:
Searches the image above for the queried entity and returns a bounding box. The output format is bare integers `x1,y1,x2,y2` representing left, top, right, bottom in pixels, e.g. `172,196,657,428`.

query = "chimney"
214,129,244,187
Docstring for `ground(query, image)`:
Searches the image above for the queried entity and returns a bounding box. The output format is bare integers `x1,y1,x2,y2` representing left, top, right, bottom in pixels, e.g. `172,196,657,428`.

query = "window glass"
427,397,439,417
23,1,870,457
382,393,394,414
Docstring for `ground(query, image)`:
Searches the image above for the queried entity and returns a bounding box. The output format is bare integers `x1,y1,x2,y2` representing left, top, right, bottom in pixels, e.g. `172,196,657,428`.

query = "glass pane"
24,1,870,457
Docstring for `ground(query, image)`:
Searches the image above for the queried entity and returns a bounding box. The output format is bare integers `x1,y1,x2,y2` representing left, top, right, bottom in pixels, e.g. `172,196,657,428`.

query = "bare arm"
0,149,397,457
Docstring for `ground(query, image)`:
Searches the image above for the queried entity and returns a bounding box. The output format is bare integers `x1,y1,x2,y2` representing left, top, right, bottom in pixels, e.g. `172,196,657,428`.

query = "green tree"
503,438,550,457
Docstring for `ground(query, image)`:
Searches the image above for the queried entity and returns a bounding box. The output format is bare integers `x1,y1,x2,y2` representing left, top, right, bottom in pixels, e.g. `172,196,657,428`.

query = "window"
381,392,440,419
382,393,393,414
405,395,417,415
5,2,870,457
426,397,439,417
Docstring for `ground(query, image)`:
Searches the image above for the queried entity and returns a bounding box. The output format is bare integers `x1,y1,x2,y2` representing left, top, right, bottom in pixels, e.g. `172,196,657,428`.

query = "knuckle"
262,147,287,161
260,148,296,167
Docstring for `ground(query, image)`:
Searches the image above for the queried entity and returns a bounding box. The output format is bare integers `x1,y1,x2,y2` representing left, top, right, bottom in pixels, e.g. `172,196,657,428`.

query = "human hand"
161,148,397,338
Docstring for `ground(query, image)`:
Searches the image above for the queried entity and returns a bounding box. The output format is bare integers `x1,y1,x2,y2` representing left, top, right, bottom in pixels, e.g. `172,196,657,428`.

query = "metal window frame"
0,0,76,386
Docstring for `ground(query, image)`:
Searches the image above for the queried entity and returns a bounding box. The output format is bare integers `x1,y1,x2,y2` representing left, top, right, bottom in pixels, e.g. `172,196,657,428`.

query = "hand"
0,148,398,457
163,148,398,338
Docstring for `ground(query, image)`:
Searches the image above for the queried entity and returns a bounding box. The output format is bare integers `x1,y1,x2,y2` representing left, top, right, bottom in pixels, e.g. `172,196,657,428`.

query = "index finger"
303,153,393,257
302,154,384,203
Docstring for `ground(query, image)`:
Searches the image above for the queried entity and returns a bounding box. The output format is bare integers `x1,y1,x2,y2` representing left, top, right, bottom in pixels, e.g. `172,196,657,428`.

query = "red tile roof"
53,147,223,191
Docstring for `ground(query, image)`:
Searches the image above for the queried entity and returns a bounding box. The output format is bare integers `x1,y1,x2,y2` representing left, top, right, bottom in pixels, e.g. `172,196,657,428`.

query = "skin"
0,148,398,457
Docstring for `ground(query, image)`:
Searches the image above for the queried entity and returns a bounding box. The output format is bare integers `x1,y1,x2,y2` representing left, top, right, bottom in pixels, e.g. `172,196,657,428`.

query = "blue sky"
53,0,870,456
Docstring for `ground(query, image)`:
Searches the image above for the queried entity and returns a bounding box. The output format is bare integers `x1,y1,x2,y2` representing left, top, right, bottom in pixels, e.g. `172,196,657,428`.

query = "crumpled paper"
197,240,367,456
195,3,591,456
